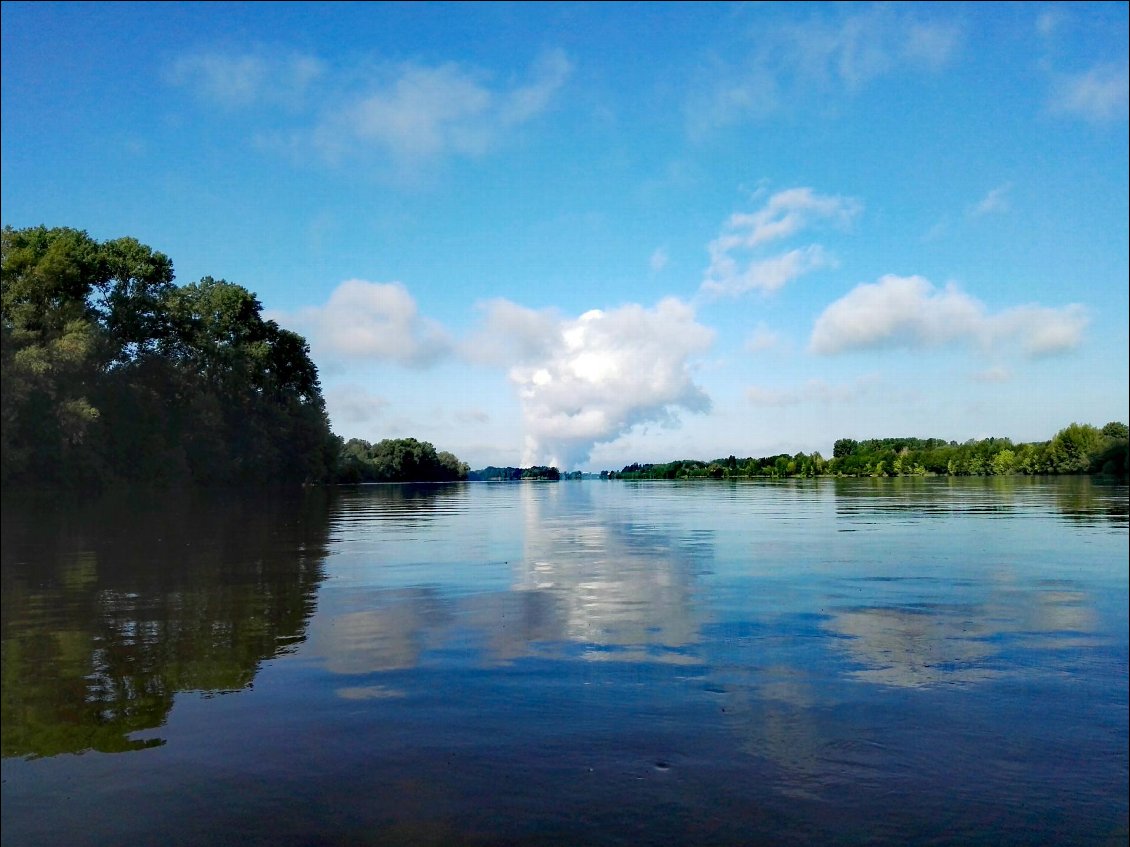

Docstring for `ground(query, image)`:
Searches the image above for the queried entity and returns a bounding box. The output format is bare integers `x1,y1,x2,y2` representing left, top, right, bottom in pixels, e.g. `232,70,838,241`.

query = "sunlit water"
2,478,1127,846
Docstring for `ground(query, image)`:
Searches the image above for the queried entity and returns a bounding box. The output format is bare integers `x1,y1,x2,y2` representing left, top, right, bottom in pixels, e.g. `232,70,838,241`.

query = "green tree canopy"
1,226,337,487
337,437,469,483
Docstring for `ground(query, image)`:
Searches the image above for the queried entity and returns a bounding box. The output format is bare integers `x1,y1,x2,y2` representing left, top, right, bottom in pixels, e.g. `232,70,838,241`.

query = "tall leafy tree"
2,226,337,487
2,227,106,483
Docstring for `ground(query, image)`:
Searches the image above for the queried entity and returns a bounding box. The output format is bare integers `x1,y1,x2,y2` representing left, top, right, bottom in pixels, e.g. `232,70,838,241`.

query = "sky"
2,1,1127,471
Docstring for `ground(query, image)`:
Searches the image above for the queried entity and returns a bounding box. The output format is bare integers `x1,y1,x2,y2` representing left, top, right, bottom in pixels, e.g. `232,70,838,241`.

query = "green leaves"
1,226,335,487
607,423,1128,480
338,437,468,482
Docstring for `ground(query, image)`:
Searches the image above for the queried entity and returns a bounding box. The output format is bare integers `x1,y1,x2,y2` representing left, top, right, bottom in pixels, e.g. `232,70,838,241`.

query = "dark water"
2,478,1127,846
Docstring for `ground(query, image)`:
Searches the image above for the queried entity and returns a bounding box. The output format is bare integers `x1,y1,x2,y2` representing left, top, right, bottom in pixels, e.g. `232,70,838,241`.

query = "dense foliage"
1,226,339,487
337,437,469,483
607,422,1129,480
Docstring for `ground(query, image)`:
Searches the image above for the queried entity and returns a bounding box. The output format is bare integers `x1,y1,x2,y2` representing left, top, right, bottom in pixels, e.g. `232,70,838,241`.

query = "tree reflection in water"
0,488,333,758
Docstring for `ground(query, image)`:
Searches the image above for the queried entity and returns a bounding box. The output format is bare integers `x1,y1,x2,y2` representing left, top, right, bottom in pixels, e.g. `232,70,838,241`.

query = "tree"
1101,421,1129,440
336,438,469,482
991,448,1016,475
96,236,175,363
1095,421,1129,477
2,227,108,483
1046,423,1105,474
1,226,337,487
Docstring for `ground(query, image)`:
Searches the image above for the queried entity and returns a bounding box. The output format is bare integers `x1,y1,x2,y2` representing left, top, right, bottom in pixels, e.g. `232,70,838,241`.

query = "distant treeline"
467,465,562,481
606,422,1129,480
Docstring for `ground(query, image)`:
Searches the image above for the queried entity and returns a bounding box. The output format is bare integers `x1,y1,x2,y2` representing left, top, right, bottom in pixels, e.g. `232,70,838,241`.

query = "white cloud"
969,183,1012,217
314,50,571,164
991,304,1091,356
1048,62,1130,123
700,188,861,298
473,298,715,469
168,49,325,109
499,50,574,125
649,247,669,273
728,187,862,247
340,64,495,159
809,274,1088,357
704,246,835,297
290,279,451,366
687,8,960,133
170,48,571,168
461,298,561,367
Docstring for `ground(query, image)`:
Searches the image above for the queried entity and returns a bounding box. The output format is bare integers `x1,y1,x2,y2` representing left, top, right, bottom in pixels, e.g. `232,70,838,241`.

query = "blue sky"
3,1,1127,471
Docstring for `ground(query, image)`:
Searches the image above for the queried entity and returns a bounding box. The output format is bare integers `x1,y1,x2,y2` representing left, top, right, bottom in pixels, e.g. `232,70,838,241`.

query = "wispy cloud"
168,49,326,109
649,247,669,273
1035,10,1064,39
1048,61,1130,123
686,7,960,134
809,274,1088,357
744,323,783,353
746,375,881,408
315,50,572,164
286,280,452,367
705,246,835,298
968,183,1012,217
169,47,572,169
470,298,715,468
700,187,861,298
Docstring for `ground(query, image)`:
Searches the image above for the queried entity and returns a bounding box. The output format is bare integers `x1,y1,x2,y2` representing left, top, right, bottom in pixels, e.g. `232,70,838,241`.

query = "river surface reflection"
2,478,1126,846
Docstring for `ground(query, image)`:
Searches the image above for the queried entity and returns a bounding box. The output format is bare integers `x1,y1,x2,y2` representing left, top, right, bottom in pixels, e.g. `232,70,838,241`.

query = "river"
2,477,1127,845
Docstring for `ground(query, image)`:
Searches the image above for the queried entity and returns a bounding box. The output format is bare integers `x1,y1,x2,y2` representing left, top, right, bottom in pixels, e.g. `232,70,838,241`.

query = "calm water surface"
2,478,1127,846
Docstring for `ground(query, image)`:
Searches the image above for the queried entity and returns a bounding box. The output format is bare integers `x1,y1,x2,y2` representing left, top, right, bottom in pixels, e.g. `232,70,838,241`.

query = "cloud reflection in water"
311,483,712,679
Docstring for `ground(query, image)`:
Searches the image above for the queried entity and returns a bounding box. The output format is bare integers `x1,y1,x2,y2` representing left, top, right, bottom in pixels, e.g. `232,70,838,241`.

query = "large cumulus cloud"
471,297,715,469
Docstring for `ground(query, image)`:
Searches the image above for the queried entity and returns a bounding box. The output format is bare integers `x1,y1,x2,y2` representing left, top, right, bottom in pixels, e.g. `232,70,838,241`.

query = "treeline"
830,423,1127,477
467,465,561,481
607,422,1129,480
337,437,469,483
2,226,339,487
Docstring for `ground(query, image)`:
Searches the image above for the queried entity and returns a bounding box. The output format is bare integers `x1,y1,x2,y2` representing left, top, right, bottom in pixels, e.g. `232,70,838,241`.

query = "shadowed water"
2,477,1127,846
